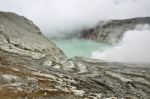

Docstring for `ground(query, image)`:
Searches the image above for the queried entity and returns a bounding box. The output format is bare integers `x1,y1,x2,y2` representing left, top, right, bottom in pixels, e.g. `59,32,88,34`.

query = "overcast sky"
0,0,150,36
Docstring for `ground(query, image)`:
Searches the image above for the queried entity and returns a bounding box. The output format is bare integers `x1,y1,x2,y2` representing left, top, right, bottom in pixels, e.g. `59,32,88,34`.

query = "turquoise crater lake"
52,38,110,58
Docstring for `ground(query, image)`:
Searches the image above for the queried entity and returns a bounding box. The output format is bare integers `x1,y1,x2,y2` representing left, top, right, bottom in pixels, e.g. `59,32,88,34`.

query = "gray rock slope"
80,17,150,44
0,11,66,63
0,11,150,99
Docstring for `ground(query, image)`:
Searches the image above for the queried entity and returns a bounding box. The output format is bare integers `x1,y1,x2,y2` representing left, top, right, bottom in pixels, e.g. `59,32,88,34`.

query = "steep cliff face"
0,12,150,99
81,17,150,44
0,11,66,64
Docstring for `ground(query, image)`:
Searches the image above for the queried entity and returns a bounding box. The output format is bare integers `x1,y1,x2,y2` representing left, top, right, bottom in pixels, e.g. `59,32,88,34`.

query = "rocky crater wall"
80,17,150,44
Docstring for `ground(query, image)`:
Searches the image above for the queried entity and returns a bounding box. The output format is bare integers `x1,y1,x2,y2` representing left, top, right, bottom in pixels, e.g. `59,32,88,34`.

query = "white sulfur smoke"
91,24,150,64
0,0,150,36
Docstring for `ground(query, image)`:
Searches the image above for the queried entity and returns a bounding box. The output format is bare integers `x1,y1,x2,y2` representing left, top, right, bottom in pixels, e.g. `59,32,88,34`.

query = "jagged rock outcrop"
0,12,150,99
80,17,150,44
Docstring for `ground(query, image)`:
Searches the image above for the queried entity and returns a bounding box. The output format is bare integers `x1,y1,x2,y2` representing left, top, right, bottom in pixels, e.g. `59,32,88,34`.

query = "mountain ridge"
80,16,150,44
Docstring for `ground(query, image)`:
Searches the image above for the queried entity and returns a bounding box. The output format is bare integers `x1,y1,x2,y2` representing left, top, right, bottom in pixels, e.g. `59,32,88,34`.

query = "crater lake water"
52,38,110,58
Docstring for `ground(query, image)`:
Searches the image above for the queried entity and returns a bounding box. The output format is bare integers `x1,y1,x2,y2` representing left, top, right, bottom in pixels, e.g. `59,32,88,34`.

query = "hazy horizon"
0,0,150,36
